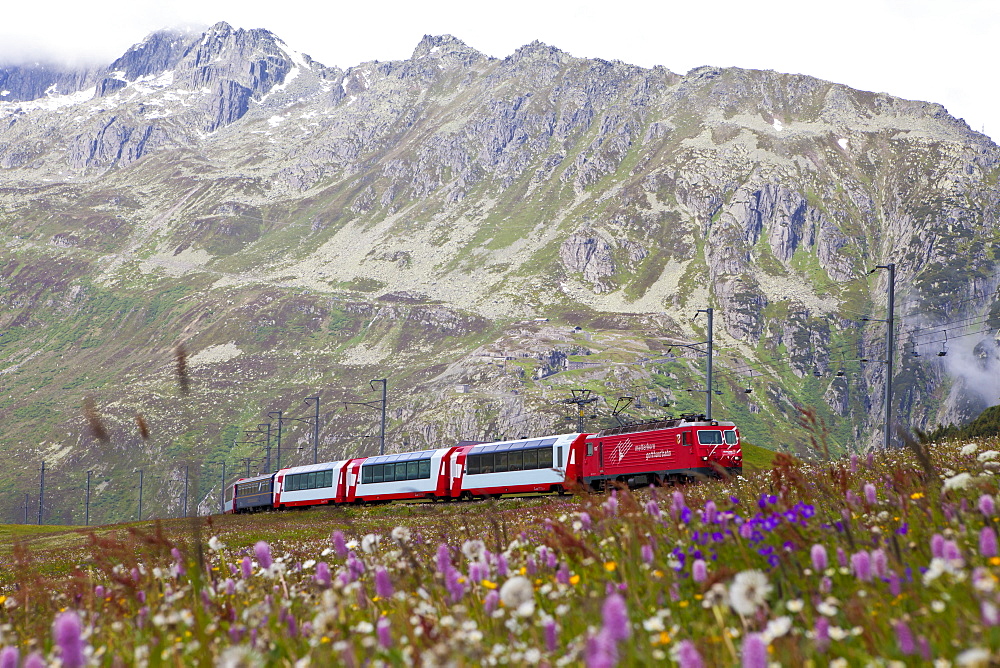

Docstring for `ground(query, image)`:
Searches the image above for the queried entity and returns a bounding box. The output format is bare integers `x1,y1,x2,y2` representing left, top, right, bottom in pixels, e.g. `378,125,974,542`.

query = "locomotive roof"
595,418,736,437
235,473,274,484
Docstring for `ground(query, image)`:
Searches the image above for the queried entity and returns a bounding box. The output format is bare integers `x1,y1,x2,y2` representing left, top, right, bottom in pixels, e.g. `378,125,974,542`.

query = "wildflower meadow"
1,437,999,666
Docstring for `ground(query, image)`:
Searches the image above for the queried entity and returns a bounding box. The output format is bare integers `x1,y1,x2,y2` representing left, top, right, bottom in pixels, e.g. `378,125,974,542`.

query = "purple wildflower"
527,557,537,576
225,578,236,595
836,547,847,567
850,453,858,473
810,544,827,571
604,491,618,515
131,567,140,582
546,550,558,569
557,562,570,584
677,640,704,668
0,647,19,668
918,636,931,661
601,593,630,642
445,567,465,602
332,530,348,558
484,590,499,614
894,620,915,654
315,562,331,587
982,600,1000,627
863,483,877,505
347,552,365,579
579,512,593,531
544,619,559,652
436,543,452,573
741,633,767,668
641,543,654,565
814,616,830,653
254,541,273,569
94,585,104,600
374,567,394,598
981,527,998,558
584,630,617,668
872,549,888,579
53,610,85,668
646,500,661,519
704,500,718,524
287,614,298,637
692,559,707,583
846,490,860,508
820,576,832,593
497,553,509,577
672,490,686,517
889,571,901,596
23,653,44,668
979,494,996,517
931,533,945,559
377,617,392,648
943,540,962,562
851,551,872,582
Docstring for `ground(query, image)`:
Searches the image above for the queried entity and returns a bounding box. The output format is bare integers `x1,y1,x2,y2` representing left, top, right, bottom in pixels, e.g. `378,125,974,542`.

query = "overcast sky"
2,0,996,140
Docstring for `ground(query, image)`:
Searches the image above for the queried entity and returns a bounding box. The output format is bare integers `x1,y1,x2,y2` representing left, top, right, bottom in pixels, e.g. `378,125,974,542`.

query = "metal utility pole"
874,263,896,449
267,410,284,471
304,397,320,464
85,470,92,527
562,389,599,432
183,464,189,518
258,423,272,473
695,308,715,420
23,493,29,524
371,379,387,456
220,461,226,514
137,470,144,522
37,461,45,525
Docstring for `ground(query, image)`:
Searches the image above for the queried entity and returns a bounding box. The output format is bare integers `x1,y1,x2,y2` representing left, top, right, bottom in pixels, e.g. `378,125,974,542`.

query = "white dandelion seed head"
361,534,381,554
943,472,973,492
729,569,772,616
955,647,991,667
499,576,534,610
961,444,980,456
462,539,487,563
391,526,411,545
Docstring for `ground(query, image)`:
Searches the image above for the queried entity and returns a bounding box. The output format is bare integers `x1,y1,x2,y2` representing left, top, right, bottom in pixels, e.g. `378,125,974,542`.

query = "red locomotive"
229,414,741,512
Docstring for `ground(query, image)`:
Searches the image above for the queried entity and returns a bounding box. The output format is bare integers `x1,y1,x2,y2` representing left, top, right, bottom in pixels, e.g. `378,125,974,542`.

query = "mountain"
1,24,998,523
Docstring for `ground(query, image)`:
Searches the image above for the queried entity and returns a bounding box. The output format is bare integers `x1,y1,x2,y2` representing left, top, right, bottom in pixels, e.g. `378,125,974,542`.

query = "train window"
407,461,419,480
481,453,493,473
587,442,594,456
467,455,480,475
384,464,395,483
725,431,738,445
537,447,552,468
697,431,724,445
395,462,407,481
495,453,508,473
523,448,537,469
372,464,383,483
681,432,690,446
557,447,563,468
418,459,431,479
362,467,372,484
509,451,523,471
325,470,334,487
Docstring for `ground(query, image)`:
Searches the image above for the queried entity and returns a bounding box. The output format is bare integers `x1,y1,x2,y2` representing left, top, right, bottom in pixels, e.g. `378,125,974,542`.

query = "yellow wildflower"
911,492,925,500
604,561,617,572
481,580,498,590
569,574,581,585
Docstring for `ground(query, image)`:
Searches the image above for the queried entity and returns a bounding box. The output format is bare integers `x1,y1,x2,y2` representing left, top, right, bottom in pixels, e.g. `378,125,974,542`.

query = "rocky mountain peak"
410,34,485,68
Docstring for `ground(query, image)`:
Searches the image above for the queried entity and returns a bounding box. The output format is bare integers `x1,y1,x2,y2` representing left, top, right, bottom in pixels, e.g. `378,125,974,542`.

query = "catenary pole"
37,460,45,525
86,470,92,527
875,263,896,448
138,469,143,522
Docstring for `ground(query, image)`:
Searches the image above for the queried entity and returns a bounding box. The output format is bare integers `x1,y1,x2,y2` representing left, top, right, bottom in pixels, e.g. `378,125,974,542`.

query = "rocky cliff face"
0,26,998,521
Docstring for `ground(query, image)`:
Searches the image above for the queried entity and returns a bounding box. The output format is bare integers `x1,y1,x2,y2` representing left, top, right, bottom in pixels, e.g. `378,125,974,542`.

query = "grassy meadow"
0,437,998,666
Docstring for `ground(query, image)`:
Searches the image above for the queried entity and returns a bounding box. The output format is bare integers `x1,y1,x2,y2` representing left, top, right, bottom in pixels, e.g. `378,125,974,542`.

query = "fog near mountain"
0,23,998,522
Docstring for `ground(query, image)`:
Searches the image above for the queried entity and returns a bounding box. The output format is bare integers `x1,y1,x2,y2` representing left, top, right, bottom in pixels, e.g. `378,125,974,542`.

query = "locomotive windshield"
725,430,738,445
697,430,724,445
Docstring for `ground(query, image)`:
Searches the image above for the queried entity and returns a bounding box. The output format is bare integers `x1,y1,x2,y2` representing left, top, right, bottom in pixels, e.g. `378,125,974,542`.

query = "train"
226,413,742,513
